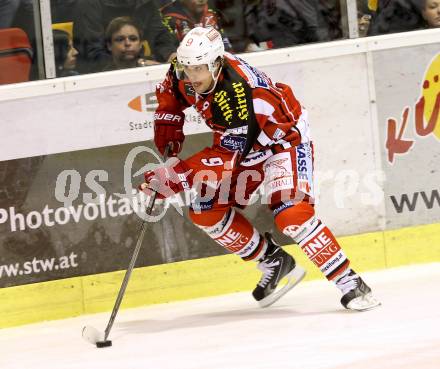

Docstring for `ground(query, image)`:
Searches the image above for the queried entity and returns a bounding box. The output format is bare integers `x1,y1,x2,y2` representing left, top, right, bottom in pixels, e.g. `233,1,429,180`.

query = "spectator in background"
418,0,440,27
358,13,372,36
318,0,343,40
161,0,233,51
211,0,266,52
53,29,79,77
73,0,178,73
155,0,174,8
357,0,375,36
103,16,159,71
367,0,426,35
50,0,78,23
0,0,33,34
0,0,34,29
245,0,332,49
0,0,21,28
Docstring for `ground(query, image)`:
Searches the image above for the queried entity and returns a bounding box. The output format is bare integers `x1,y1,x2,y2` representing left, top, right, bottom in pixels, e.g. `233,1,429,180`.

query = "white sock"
335,269,358,295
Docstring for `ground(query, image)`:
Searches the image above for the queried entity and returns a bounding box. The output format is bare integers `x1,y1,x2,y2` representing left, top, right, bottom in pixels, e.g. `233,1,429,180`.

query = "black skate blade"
258,265,306,308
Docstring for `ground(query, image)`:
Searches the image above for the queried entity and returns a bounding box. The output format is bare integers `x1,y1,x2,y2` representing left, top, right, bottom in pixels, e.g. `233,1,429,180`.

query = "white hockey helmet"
176,27,224,74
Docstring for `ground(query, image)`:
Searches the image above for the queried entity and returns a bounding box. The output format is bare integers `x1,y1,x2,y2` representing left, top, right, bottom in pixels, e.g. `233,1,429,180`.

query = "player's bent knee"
273,201,318,243
190,207,266,260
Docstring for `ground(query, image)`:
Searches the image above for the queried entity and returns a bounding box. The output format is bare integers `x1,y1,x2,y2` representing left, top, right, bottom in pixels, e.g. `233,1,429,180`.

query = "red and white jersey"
155,52,310,160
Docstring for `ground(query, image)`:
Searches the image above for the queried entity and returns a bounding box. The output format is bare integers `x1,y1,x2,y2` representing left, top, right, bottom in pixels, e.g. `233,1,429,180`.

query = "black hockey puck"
96,340,112,348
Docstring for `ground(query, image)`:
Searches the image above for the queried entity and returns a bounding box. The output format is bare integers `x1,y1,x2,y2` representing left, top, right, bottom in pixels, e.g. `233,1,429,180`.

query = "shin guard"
296,222,349,280
190,208,267,261
275,202,349,280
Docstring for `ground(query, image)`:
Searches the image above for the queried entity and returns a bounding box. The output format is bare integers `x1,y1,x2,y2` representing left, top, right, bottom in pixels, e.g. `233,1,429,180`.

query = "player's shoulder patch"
232,55,270,90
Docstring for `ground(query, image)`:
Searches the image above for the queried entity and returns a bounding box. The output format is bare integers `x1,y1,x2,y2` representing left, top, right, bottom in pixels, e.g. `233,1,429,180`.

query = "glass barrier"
0,0,439,85
0,0,39,84
360,0,440,36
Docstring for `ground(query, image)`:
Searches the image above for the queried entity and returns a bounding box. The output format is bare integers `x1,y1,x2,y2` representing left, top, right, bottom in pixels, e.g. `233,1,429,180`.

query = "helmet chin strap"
199,65,223,96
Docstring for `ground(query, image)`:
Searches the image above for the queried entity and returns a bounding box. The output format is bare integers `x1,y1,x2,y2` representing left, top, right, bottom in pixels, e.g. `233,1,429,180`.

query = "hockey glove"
154,111,185,156
139,157,192,199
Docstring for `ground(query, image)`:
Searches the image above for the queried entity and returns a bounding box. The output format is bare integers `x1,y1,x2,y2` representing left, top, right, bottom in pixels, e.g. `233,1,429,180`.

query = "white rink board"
1,263,439,369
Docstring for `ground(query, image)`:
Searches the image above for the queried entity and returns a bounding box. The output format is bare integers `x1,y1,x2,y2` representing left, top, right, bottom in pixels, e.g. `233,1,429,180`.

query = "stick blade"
82,325,103,345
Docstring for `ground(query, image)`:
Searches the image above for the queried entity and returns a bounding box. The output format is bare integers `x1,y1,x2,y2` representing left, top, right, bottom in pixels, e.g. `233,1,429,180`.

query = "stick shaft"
103,146,169,341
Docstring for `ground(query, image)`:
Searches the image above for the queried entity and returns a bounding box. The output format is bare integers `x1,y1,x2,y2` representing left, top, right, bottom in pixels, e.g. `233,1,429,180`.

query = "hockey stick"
82,145,171,348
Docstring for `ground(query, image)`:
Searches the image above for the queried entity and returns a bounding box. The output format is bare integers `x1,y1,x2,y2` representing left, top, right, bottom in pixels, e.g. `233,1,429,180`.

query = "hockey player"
140,26,380,311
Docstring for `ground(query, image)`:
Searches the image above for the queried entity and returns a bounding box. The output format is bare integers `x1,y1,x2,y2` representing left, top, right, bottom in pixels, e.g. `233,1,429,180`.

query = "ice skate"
252,233,306,308
337,269,381,311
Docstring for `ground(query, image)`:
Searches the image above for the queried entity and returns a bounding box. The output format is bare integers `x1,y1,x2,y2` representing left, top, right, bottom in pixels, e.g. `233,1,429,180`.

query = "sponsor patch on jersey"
237,57,270,89
263,152,294,196
272,200,295,216
225,126,248,135
232,81,249,121
213,89,234,123
220,134,247,152
295,143,314,196
240,149,272,167
273,128,286,141
191,197,215,212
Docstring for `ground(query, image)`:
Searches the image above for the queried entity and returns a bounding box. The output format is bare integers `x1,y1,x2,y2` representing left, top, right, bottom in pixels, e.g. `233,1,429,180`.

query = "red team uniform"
146,27,379,310
161,0,232,50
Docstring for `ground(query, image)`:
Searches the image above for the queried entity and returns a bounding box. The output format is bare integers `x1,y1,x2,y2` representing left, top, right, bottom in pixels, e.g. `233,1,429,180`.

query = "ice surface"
1,263,439,369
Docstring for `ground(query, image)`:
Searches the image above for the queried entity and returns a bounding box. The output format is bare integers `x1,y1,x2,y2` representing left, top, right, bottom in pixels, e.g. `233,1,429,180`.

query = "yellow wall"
1,222,439,328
